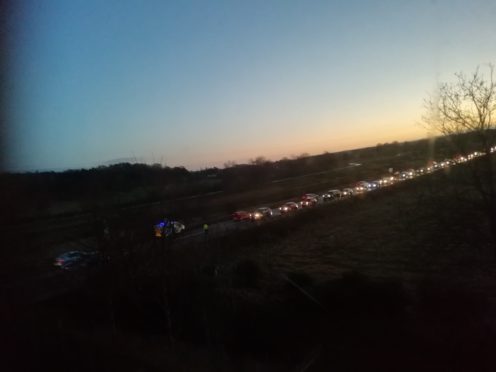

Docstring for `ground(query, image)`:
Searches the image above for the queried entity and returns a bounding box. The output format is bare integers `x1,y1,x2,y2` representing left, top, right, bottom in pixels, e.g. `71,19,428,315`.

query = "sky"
5,0,496,171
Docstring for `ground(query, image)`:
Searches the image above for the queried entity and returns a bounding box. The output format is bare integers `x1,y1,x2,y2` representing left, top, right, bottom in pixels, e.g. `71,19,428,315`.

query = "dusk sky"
6,0,496,171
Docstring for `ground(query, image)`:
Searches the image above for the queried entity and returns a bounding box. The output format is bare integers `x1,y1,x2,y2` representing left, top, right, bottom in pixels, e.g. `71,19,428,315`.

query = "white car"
369,181,380,190
173,221,186,234
251,207,273,220
322,189,342,201
354,181,371,193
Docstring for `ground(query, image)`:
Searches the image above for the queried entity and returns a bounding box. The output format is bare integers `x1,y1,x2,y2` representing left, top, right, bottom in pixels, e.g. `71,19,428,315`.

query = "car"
279,201,300,213
54,250,100,271
154,220,186,237
342,188,354,196
369,181,380,190
172,221,186,234
251,207,273,220
300,198,318,207
378,177,389,186
415,168,426,176
300,193,319,207
302,193,319,200
384,176,395,184
354,181,370,193
322,189,342,201
471,151,483,158
232,210,252,221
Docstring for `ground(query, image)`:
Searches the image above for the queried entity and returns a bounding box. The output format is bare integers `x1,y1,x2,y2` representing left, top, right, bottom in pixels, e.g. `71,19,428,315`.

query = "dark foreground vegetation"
3,154,496,371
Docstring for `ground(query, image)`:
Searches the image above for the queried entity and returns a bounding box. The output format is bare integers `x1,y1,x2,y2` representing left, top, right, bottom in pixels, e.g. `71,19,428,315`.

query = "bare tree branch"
424,64,496,137
423,64,496,253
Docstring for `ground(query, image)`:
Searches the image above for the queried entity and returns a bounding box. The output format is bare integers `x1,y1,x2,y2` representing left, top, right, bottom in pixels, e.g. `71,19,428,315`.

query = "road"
2,152,487,304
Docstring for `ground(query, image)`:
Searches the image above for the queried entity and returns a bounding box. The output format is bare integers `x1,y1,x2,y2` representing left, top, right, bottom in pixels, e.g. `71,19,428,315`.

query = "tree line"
0,133,477,223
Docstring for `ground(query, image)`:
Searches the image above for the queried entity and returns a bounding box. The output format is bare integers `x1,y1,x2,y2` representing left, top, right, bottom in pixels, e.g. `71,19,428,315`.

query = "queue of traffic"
230,149,493,222
53,149,493,270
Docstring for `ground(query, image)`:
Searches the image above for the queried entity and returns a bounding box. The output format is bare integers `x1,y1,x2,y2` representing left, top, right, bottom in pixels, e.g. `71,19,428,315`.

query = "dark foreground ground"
2,163,496,371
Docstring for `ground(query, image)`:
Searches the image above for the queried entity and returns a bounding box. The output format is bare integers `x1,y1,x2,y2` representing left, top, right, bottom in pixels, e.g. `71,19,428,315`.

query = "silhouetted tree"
223,160,237,169
424,64,496,251
249,156,270,166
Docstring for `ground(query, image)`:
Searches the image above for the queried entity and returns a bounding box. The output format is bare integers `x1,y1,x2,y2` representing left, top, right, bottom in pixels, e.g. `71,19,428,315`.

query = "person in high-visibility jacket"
203,223,209,236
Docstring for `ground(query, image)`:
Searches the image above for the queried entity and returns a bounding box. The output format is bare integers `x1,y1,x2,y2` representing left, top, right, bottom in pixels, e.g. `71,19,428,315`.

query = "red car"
300,193,319,207
232,210,252,221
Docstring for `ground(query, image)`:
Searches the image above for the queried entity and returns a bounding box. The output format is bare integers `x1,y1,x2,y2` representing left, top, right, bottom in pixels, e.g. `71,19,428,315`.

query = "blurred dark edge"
0,0,17,173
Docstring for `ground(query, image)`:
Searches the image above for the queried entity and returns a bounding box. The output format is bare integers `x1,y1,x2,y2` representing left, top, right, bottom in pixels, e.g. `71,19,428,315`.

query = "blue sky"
6,0,496,171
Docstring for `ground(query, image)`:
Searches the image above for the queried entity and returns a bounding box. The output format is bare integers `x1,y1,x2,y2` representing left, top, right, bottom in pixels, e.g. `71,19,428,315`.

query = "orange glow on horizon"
180,124,427,170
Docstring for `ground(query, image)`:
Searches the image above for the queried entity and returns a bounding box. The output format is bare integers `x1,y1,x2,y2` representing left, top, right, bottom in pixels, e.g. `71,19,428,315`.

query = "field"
3,157,496,371
0,144,431,289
